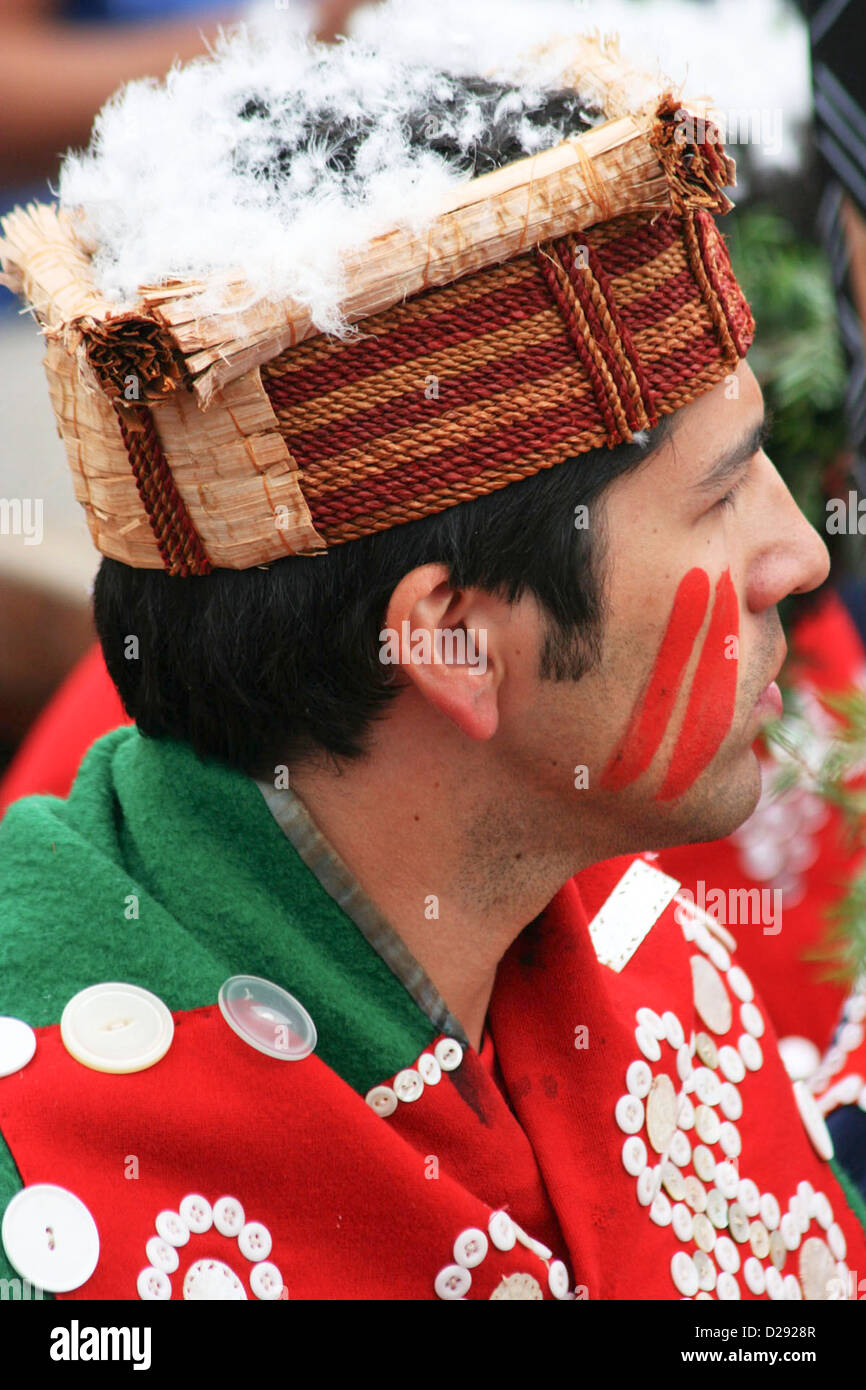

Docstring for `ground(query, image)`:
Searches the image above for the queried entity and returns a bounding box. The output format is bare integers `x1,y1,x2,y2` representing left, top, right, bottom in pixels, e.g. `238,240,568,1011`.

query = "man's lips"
752,648,787,721
754,679,784,719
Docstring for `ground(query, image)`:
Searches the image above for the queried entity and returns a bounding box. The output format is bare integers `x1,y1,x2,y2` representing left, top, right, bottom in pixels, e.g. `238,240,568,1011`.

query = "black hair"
94,422,669,778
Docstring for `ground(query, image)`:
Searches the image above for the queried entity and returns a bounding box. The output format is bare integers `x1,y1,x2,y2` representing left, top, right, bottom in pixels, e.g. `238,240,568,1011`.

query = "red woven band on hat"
260,207,755,547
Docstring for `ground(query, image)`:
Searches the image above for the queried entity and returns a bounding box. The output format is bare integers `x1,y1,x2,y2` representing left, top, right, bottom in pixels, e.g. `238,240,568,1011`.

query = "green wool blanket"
0,726,438,1285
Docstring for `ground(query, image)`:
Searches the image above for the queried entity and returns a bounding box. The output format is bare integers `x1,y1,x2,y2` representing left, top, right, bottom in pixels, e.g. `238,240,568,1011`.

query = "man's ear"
382,563,502,740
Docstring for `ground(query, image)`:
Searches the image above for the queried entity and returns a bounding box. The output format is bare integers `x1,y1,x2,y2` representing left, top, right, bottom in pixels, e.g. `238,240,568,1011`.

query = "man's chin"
651,744,764,849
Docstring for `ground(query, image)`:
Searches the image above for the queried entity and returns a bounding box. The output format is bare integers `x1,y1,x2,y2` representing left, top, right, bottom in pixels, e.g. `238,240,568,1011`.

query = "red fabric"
0,644,130,815
1,854,863,1300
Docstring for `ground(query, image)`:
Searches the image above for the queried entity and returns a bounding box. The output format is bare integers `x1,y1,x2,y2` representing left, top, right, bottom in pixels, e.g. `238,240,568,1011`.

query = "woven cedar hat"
0,34,754,576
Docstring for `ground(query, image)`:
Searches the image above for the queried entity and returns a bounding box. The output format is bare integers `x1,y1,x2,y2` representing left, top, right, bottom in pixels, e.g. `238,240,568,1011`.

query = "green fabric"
0,726,438,1287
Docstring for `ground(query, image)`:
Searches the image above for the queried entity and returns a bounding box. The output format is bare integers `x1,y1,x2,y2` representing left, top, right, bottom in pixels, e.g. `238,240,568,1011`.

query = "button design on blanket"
137,1194,284,1301
218,976,316,1060
0,1016,37,1077
60,982,174,1074
1,1183,99,1292
618,925,852,1302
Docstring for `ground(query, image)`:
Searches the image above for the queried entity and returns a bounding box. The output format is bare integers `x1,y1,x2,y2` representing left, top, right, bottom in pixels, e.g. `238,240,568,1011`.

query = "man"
0,14,863,1301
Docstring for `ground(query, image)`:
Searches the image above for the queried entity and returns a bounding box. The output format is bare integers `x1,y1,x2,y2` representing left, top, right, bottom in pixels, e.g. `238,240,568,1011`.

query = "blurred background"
1,0,864,777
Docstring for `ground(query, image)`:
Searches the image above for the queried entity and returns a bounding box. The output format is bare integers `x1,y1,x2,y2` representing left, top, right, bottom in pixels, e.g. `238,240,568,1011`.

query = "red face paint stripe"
656,568,739,801
600,568,711,792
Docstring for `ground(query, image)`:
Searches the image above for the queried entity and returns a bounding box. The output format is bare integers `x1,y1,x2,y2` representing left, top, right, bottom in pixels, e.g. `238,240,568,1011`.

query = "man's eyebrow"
692,407,775,494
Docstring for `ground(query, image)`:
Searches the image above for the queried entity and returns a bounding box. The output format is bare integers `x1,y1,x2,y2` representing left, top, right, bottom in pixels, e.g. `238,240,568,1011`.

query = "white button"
213,1196,245,1237
813,1191,833,1230
417,1053,441,1085
434,1038,463,1071
707,938,731,973
393,1068,424,1103
695,1032,720,1068
694,1250,716,1291
727,965,753,1002
828,1223,847,1261
719,1121,742,1158
635,1025,661,1062
626,1059,652,1098
488,1210,516,1251
218,975,316,1060
694,1067,721,1106
797,1179,815,1211
672,1202,694,1242
692,1145,716,1183
744,1256,765,1295
155,1210,189,1247
766,1266,784,1300
794,1080,834,1160
179,1194,213,1235
707,1189,728,1229
548,1259,571,1299
780,1212,801,1252
846,995,866,1024
183,1258,247,1300
716,1271,740,1300
622,1135,647,1177
685,1176,708,1212
676,1043,693,1083
145,1236,179,1274
365,1085,398,1117
677,1093,696,1130
137,1266,171,1300
718,1046,746,1083
738,1179,760,1217
662,1011,685,1049
646,1074,678,1154
60,983,174,1074
671,1250,699,1296
649,1192,672,1227
0,1017,37,1077
637,1167,660,1207
783,1274,803,1300
778,1035,821,1082
760,1192,781,1230
238,1221,272,1262
669,1130,691,1168
739,1033,763,1072
740,1001,764,1037
250,1261,284,1300
1,1184,99,1292
513,1223,552,1260
435,1264,471,1299
790,1194,809,1235
719,1082,743,1120
615,1093,645,1135
715,1161,740,1200
824,1074,864,1109
454,1227,488,1269
636,1006,665,1039
715,1235,740,1274
691,955,732,1035
694,1105,721,1145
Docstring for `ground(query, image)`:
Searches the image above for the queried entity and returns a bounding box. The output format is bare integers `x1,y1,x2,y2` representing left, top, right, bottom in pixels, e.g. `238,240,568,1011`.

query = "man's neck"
287,712,598,1052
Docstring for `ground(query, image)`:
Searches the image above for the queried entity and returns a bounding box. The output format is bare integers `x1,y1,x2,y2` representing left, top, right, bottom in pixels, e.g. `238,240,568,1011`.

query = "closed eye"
715,469,750,511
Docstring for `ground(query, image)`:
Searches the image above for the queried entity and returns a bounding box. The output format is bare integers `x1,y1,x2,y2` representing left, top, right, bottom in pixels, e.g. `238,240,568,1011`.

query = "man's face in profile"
488,359,831,862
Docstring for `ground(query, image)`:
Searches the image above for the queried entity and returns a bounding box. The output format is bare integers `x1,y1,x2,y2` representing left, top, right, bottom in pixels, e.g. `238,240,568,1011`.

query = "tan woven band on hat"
0,70,754,572
259,207,754,546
